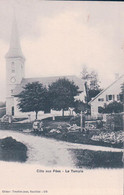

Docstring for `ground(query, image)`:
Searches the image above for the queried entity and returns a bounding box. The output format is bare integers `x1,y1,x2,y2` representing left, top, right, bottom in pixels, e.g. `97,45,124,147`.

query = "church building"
5,16,86,118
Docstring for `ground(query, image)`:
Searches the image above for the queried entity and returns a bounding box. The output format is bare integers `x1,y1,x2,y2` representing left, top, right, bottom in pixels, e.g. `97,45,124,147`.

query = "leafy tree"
0,101,6,108
121,82,124,93
73,100,86,113
48,78,80,116
99,101,123,114
81,66,102,102
81,65,90,80
89,70,101,90
87,88,102,103
120,82,124,103
74,100,90,114
16,82,48,119
81,66,101,90
0,101,6,118
88,89,101,101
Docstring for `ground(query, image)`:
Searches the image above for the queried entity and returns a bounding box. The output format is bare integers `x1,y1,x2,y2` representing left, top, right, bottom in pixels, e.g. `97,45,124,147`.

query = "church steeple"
5,14,25,59
5,13,25,115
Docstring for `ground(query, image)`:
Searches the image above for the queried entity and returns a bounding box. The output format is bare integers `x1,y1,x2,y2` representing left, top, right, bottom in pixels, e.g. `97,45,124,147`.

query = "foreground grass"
70,149,123,169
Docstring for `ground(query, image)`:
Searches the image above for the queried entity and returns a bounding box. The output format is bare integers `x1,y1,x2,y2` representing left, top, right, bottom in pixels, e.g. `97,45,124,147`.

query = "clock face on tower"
10,77,16,83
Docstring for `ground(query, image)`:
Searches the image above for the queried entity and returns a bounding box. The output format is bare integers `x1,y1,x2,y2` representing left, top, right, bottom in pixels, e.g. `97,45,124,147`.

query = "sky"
0,0,124,101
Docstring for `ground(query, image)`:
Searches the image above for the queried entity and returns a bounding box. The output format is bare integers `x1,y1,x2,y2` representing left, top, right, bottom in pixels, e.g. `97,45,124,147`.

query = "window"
12,69,15,73
98,98,104,102
12,106,14,116
117,94,120,101
106,95,108,101
117,94,123,102
106,94,115,101
11,62,15,73
120,94,123,102
108,95,112,100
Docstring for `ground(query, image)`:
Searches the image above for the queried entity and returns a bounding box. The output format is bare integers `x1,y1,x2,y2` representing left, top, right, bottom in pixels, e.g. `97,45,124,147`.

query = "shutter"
117,95,120,101
106,95,108,101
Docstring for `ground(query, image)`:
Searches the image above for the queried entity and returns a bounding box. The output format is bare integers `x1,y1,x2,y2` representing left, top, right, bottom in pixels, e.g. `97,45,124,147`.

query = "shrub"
70,115,80,126
104,101,123,113
98,106,104,114
0,108,6,118
0,137,27,162
106,113,123,131
91,131,123,144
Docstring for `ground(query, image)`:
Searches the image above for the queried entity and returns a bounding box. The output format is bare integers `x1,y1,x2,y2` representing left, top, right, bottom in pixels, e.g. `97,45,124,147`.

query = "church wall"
6,57,25,115
6,97,14,115
6,58,25,85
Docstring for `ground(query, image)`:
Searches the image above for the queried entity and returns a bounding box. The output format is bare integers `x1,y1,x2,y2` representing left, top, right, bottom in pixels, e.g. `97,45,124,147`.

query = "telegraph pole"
80,111,83,132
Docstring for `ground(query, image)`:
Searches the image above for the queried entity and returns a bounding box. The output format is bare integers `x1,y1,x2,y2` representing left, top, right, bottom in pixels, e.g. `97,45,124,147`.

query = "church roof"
5,14,25,59
13,75,84,96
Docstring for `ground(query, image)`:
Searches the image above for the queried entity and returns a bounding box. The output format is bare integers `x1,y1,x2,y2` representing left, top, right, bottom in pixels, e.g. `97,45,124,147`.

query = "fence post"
9,116,12,123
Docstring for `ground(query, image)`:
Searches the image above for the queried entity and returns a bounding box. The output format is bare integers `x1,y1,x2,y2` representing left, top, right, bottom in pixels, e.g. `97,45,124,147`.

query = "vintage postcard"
0,0,123,195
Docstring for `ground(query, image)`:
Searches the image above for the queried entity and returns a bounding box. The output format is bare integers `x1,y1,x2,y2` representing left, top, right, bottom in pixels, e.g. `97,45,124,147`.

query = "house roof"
13,75,84,96
89,74,124,104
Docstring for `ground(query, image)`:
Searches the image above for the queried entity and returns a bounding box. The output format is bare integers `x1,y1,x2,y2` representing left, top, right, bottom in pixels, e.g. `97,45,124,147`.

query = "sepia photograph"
0,0,123,194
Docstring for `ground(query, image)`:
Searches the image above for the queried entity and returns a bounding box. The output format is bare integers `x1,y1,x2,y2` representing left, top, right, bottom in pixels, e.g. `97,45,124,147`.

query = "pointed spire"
5,13,25,59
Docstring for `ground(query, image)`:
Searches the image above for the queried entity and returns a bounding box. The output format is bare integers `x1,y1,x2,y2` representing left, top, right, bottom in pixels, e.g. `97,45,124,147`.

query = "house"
5,16,86,118
89,75,124,118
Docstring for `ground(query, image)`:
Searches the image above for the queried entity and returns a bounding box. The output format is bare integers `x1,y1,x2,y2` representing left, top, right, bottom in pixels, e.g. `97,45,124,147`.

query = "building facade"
89,75,124,117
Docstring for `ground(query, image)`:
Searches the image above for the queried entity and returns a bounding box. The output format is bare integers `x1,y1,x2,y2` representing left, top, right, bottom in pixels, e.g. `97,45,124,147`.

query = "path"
0,130,122,167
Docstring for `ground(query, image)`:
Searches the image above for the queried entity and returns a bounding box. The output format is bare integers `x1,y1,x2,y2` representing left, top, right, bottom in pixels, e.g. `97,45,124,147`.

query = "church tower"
5,15,25,115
